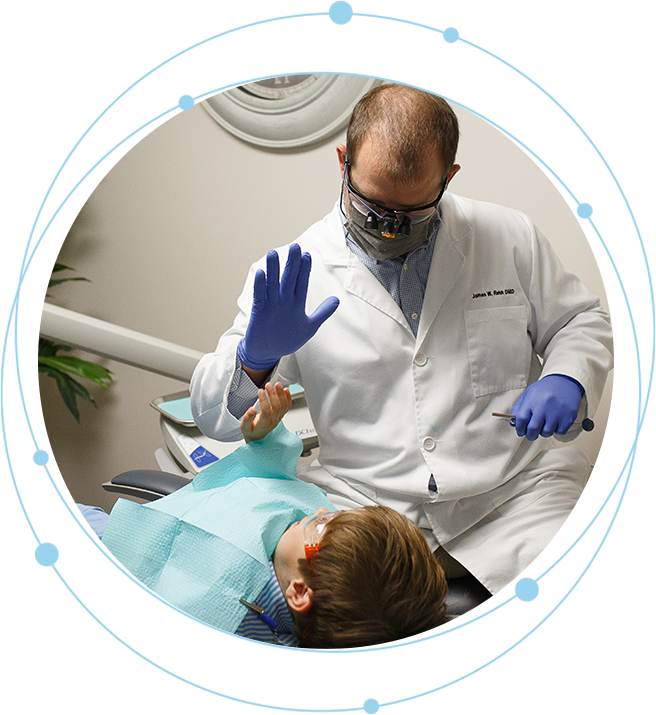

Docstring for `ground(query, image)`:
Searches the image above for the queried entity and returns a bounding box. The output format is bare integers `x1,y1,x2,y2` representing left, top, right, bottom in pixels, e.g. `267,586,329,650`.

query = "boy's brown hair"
298,506,448,648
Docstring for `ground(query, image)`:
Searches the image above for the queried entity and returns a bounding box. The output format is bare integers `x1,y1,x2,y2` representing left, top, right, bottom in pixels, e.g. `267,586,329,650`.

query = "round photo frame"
201,74,381,149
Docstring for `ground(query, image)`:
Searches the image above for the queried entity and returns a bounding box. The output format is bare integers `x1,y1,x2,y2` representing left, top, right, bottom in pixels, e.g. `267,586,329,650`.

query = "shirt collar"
264,561,297,641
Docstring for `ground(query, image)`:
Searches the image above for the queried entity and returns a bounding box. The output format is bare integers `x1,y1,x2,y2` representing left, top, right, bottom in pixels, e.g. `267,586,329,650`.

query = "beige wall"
41,91,612,512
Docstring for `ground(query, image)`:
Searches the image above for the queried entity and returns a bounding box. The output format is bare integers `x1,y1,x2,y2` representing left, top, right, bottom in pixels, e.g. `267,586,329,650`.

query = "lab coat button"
423,436,436,451
414,352,427,366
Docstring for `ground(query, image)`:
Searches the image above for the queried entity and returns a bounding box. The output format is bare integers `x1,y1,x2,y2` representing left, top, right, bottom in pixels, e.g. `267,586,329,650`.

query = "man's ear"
336,143,347,174
285,579,314,613
446,163,461,186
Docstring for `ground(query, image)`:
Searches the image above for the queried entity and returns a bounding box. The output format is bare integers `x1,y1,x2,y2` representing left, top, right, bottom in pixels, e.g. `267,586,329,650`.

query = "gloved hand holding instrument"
238,243,340,372
493,374,593,441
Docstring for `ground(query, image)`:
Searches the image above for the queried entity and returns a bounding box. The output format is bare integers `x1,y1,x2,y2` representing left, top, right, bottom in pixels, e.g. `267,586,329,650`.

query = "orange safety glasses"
303,511,342,565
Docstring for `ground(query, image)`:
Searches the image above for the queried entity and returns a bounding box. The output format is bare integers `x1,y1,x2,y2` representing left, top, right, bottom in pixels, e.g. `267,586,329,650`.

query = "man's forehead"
351,133,444,176
348,139,445,206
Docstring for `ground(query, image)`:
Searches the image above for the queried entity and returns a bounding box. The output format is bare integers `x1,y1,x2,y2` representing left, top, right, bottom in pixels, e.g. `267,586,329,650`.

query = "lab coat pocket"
465,305,530,397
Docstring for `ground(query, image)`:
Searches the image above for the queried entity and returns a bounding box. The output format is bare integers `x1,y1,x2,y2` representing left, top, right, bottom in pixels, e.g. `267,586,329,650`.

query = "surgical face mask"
340,161,446,261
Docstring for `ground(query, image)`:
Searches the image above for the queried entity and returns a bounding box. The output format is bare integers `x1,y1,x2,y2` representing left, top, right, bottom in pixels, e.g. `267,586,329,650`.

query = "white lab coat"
191,193,613,593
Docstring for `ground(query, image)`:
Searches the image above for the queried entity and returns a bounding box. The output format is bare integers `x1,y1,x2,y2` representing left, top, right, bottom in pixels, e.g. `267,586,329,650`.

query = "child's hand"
240,382,292,443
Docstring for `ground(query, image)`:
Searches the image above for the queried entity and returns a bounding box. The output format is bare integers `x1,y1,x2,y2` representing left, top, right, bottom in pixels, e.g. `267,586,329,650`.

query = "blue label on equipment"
190,446,219,467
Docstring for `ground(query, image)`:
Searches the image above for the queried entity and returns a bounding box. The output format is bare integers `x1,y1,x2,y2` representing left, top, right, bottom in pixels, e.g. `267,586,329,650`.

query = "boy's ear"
285,579,314,613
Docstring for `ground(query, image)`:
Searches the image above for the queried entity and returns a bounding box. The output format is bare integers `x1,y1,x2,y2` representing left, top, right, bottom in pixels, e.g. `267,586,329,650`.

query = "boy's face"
272,508,330,599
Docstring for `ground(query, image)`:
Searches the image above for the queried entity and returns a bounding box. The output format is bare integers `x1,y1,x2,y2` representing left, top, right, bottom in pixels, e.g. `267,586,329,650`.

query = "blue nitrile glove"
237,244,340,371
511,374,584,441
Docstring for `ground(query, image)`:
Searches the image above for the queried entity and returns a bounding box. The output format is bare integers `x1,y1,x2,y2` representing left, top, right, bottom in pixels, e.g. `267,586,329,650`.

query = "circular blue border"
6,0,654,713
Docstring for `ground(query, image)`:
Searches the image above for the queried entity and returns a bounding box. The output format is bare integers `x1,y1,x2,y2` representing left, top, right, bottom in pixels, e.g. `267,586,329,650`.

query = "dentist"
191,83,613,595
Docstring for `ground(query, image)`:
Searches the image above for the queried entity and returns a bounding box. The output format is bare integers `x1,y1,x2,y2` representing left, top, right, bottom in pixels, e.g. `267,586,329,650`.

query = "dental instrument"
491,413,595,431
239,598,278,631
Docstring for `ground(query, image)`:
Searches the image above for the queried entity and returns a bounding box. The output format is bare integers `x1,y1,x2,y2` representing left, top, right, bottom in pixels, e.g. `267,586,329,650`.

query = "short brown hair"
298,506,448,648
346,83,459,185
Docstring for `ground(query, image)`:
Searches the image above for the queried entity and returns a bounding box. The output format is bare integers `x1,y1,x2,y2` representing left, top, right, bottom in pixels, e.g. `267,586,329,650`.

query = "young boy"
85,383,448,648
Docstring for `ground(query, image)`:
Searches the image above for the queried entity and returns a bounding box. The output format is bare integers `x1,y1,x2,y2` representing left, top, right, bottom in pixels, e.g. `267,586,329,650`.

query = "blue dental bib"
102,424,334,633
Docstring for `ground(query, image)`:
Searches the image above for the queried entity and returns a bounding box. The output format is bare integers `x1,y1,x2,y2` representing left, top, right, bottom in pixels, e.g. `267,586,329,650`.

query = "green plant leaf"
38,338,72,358
38,363,100,421
52,263,74,273
48,277,90,289
38,355,112,385
65,373,98,405
40,362,98,404
41,263,111,422
38,338,73,357
39,338,58,357
47,263,90,290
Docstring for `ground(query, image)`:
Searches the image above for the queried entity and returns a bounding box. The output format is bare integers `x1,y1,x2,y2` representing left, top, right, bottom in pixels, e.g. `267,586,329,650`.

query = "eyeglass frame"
303,510,343,565
341,159,448,224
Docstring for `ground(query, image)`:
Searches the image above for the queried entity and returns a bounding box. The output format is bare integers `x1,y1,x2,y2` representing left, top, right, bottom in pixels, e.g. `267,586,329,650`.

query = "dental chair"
103,466,492,619
39,303,624,624
103,318,624,625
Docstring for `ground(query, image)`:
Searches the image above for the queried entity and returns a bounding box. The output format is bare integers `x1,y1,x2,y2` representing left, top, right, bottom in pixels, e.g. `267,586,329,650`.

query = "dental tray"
150,385,307,427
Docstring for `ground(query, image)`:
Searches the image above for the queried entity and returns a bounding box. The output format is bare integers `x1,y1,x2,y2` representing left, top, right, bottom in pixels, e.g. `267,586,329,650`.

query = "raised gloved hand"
511,374,584,441
237,244,340,371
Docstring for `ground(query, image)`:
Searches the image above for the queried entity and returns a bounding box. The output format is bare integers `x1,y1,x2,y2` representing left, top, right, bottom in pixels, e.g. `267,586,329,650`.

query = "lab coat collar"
344,244,413,334
316,201,352,267
314,203,412,333
415,193,469,347
317,196,471,340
